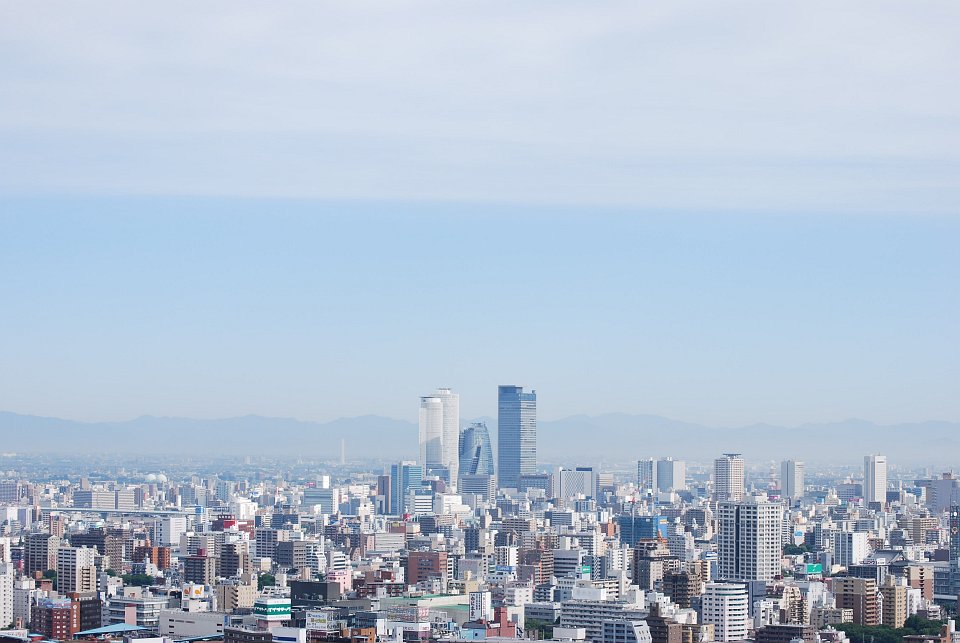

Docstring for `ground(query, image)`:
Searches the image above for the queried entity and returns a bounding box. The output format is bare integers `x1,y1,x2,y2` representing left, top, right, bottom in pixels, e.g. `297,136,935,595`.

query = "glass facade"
459,421,495,478
497,385,536,489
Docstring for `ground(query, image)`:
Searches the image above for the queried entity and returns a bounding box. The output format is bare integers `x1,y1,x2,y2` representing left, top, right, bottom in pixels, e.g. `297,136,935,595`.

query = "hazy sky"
1,3,958,426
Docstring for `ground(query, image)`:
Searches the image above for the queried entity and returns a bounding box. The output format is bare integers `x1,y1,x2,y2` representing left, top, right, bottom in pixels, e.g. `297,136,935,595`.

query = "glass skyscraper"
497,385,536,489
459,421,494,478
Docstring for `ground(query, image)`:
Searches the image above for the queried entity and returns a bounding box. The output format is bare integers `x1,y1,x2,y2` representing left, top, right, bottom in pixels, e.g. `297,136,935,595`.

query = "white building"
12,577,41,628
433,387,460,487
714,454,745,502
559,600,646,642
160,517,188,546
701,583,749,642
419,396,444,478
160,609,244,638
556,468,597,500
601,620,652,643
656,459,687,492
832,531,869,568
717,495,782,581
864,455,888,505
469,590,493,621
57,545,97,594
0,562,14,629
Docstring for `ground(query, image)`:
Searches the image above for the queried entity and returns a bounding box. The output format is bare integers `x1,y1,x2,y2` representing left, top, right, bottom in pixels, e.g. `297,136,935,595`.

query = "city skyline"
1,3,958,642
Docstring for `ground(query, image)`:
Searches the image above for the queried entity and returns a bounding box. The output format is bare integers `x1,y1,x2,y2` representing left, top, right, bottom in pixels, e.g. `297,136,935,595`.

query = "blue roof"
76,624,150,636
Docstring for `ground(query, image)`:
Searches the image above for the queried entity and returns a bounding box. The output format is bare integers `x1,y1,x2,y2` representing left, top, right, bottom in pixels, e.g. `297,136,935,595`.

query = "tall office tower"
459,422,495,479
390,461,423,515
637,459,655,490
497,385,537,489
702,583,750,642
656,458,687,492
780,460,804,502
418,388,460,485
717,495,782,581
433,388,461,486
56,546,96,594
419,396,444,477
863,454,888,505
714,453,745,502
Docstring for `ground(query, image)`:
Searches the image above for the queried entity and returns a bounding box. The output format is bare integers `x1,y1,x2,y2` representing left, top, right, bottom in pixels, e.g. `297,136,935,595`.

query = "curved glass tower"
459,421,495,478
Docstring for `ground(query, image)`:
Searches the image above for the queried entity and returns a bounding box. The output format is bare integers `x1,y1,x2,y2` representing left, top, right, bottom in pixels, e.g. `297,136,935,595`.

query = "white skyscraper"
702,583,750,642
419,388,460,487
717,494,782,581
434,387,460,487
864,454,888,505
0,562,13,629
780,460,804,502
714,453,745,502
419,395,444,477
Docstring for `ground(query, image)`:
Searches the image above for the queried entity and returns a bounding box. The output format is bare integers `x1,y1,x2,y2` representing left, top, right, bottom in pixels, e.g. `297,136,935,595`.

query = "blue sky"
0,2,958,425
2,199,957,426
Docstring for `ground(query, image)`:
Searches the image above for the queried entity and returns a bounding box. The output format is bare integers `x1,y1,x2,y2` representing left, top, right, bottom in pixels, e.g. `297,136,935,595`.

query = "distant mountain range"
0,410,956,465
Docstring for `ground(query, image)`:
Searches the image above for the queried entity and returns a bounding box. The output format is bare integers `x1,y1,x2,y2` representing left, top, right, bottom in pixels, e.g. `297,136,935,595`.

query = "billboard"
306,611,329,631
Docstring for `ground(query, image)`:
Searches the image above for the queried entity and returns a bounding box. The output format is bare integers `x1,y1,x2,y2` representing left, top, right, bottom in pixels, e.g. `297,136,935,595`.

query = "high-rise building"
419,388,460,486
780,460,804,502
656,458,687,492
717,495,782,581
863,455,887,506
714,454,745,502
25,533,60,576
434,388,460,486
878,576,907,628
56,546,97,594
637,459,655,490
701,583,749,642
459,422,494,479
497,385,537,489
832,577,879,625
832,531,869,568
0,562,13,629
555,467,596,499
389,462,423,515
419,396,444,478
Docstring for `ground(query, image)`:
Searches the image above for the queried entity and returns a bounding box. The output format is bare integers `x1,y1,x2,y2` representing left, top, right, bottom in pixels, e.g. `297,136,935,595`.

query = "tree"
42,569,57,590
524,619,556,639
258,573,276,590
122,573,155,586
105,568,118,577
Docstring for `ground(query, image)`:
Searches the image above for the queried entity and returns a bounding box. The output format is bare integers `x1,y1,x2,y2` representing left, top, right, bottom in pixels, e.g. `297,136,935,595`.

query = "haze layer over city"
0,4,958,643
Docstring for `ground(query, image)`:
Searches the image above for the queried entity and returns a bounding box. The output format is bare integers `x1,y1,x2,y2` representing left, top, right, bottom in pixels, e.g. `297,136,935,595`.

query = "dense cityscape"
3,4,957,643
0,385,958,643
